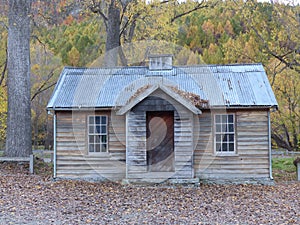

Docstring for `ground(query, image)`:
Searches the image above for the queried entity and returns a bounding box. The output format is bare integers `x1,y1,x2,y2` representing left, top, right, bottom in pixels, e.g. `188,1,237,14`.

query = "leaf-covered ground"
0,161,299,225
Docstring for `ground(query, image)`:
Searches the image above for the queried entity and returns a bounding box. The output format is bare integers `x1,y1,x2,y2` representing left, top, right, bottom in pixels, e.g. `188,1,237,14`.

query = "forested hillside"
0,0,299,150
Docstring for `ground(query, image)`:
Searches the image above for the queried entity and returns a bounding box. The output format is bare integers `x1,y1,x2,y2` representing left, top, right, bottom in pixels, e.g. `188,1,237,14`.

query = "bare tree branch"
119,0,129,26
271,132,294,151
170,1,214,23
31,69,57,101
266,61,286,86
127,14,139,42
34,12,57,26
120,12,140,42
31,35,47,51
90,0,108,28
251,26,300,72
31,82,56,102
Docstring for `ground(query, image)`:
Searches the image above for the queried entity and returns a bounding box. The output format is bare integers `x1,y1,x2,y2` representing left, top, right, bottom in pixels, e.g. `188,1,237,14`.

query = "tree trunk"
5,0,32,157
104,1,120,67
271,133,294,151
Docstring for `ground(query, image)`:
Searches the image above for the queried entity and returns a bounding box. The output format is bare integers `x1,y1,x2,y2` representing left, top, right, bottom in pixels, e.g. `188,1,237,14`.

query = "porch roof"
116,84,202,115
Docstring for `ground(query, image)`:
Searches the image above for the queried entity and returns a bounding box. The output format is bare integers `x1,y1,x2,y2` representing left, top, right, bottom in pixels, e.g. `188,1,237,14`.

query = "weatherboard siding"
55,108,271,182
56,111,86,155
194,110,270,180
55,111,126,180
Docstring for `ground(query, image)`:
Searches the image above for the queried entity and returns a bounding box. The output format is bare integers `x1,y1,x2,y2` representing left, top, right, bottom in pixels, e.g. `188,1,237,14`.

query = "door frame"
146,111,175,172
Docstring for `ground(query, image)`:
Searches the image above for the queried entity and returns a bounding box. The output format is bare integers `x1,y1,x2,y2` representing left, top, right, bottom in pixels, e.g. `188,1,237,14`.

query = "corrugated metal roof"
47,63,278,110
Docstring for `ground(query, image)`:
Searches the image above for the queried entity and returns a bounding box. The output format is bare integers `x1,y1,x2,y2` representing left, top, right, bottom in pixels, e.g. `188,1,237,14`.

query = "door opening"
146,111,174,172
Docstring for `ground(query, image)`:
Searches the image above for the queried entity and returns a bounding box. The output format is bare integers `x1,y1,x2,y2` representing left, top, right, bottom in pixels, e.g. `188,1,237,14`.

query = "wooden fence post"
297,162,300,181
29,154,34,174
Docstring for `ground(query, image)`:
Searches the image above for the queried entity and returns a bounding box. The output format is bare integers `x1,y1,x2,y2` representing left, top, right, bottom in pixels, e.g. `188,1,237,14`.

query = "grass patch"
272,157,297,182
272,157,296,172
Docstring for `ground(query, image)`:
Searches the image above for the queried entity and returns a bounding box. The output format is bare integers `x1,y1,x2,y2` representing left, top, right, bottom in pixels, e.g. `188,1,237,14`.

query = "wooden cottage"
47,55,278,184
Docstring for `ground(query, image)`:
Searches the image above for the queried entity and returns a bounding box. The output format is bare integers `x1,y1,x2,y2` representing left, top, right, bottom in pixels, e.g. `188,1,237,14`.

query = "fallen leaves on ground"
0,162,299,224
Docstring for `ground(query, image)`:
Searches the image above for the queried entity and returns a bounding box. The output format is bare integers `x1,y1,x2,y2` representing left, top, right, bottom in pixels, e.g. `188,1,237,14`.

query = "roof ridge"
62,63,263,70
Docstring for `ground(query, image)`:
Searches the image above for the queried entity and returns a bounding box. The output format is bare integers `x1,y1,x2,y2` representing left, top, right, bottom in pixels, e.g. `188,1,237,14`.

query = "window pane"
89,117,94,124
223,134,228,142
95,116,100,125
216,124,221,132
216,134,222,142
228,124,234,132
215,115,221,123
101,144,107,152
222,143,227,152
95,144,100,152
89,125,94,133
228,115,234,123
96,125,101,134
89,144,94,152
221,124,227,133
222,115,227,123
101,126,106,134
89,136,94,143
229,134,234,142
101,116,107,124
95,135,100,143
229,143,234,151
216,143,221,152
101,135,107,143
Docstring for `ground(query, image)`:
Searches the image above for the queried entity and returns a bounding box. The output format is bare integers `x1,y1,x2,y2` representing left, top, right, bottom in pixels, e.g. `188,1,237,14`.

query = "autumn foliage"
0,0,299,150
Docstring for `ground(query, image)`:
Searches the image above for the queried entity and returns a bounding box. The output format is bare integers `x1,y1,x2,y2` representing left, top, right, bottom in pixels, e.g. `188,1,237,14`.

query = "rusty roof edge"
259,70,279,106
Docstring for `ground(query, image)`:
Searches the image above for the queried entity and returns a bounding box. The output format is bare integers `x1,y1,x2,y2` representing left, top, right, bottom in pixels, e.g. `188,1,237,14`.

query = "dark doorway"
146,111,174,172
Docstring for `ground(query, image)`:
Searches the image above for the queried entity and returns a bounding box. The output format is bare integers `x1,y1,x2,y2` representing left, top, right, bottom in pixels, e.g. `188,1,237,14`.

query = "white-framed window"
88,115,108,153
214,114,235,153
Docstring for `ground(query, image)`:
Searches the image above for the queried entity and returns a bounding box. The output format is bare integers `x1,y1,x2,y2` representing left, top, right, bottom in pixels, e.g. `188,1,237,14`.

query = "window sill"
87,152,110,157
214,152,238,157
